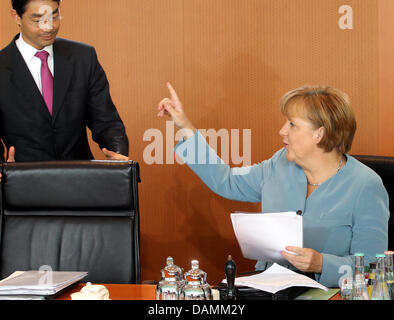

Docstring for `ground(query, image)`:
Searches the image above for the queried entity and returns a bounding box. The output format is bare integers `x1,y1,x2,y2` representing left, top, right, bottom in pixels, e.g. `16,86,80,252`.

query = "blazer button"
52,128,57,133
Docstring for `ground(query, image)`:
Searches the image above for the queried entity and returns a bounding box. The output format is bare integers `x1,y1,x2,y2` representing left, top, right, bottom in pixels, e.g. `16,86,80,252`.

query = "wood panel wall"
0,0,391,285
379,0,394,156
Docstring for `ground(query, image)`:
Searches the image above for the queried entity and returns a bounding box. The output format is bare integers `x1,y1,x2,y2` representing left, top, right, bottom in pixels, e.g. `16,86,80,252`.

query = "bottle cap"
161,256,183,281
376,254,386,258
354,253,364,257
384,251,394,255
185,260,207,283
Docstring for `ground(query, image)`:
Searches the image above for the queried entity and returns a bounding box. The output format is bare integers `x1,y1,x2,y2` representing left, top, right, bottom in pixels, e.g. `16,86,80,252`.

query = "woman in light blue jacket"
157,83,389,288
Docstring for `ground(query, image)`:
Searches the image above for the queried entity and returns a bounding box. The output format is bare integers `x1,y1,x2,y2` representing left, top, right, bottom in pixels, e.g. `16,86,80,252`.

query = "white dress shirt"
15,33,54,95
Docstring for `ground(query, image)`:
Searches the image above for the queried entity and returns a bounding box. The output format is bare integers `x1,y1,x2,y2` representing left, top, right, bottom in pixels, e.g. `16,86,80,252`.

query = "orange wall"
379,0,394,156
0,0,391,284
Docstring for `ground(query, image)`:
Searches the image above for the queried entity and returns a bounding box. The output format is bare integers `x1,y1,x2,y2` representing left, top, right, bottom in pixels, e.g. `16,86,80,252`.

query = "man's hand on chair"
0,146,16,182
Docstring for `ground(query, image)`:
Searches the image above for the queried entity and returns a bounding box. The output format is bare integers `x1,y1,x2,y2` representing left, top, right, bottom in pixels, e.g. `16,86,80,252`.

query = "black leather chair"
353,155,393,250
0,160,141,284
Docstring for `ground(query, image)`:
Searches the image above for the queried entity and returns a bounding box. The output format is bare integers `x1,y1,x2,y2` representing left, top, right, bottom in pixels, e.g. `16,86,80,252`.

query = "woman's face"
279,103,321,164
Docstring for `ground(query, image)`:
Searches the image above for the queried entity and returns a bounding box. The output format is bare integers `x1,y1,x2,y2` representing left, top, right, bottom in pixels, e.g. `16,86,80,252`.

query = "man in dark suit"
0,0,129,163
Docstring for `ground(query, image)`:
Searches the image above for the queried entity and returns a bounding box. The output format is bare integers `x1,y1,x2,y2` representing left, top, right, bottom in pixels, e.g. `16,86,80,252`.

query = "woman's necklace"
307,156,344,187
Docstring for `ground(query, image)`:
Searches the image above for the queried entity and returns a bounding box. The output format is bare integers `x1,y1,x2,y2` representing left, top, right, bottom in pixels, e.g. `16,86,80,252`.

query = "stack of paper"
0,271,88,298
231,212,303,264
223,263,327,294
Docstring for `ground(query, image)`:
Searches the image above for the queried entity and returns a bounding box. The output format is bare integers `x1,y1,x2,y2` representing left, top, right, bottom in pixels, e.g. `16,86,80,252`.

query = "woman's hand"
158,82,196,139
281,246,323,273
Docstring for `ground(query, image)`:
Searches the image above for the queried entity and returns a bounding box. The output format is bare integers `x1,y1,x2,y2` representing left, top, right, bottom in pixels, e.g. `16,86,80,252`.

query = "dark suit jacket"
0,35,129,162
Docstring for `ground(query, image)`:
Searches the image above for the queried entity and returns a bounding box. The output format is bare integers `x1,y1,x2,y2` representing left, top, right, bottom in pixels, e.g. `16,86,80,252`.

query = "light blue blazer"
175,131,389,288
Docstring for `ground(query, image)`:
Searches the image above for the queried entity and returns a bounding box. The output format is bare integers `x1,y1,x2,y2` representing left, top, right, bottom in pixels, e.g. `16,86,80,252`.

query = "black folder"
213,282,310,300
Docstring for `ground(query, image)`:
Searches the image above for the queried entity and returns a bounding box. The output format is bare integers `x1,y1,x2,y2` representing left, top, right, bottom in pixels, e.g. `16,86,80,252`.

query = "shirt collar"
16,33,54,63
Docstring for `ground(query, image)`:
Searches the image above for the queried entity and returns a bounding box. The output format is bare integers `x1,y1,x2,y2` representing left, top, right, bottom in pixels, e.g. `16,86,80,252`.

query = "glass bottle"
156,256,184,300
352,253,369,300
367,262,377,299
354,253,365,277
364,265,370,286
180,260,212,300
384,251,394,300
340,277,353,300
371,254,391,300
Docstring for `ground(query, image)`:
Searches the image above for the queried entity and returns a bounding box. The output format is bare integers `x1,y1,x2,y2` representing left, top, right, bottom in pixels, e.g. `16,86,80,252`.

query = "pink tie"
35,51,53,115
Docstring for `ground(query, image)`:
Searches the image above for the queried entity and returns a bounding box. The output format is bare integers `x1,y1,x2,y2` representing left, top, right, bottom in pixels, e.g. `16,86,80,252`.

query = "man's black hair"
12,0,61,17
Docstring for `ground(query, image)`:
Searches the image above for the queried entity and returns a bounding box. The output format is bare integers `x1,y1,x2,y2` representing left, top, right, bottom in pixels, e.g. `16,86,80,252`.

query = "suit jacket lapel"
52,39,73,123
7,36,52,121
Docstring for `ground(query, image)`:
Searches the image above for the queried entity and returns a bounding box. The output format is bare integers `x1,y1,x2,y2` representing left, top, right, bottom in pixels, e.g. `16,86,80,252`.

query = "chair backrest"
353,155,393,250
0,161,141,284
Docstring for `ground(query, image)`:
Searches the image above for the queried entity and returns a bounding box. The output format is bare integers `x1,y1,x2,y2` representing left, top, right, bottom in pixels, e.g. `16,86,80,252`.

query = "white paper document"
231,212,302,265
0,271,88,296
223,263,328,294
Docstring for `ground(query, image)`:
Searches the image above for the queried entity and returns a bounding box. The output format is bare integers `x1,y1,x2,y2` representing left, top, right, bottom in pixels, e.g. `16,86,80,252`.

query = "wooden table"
56,283,341,300
330,292,341,300
56,283,157,300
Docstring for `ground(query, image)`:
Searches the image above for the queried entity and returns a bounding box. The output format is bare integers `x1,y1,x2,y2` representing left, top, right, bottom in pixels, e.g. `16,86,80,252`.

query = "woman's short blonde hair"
280,85,357,154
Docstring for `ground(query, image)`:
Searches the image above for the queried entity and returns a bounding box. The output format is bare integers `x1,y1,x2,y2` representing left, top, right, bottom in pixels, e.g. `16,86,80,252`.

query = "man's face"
12,0,61,50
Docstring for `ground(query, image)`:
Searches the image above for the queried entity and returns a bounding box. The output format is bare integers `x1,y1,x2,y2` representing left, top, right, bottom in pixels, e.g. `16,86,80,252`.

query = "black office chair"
0,161,141,284
353,155,394,250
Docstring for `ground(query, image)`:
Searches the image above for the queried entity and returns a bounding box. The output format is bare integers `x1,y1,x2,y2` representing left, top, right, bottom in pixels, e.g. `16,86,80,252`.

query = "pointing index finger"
167,82,180,103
